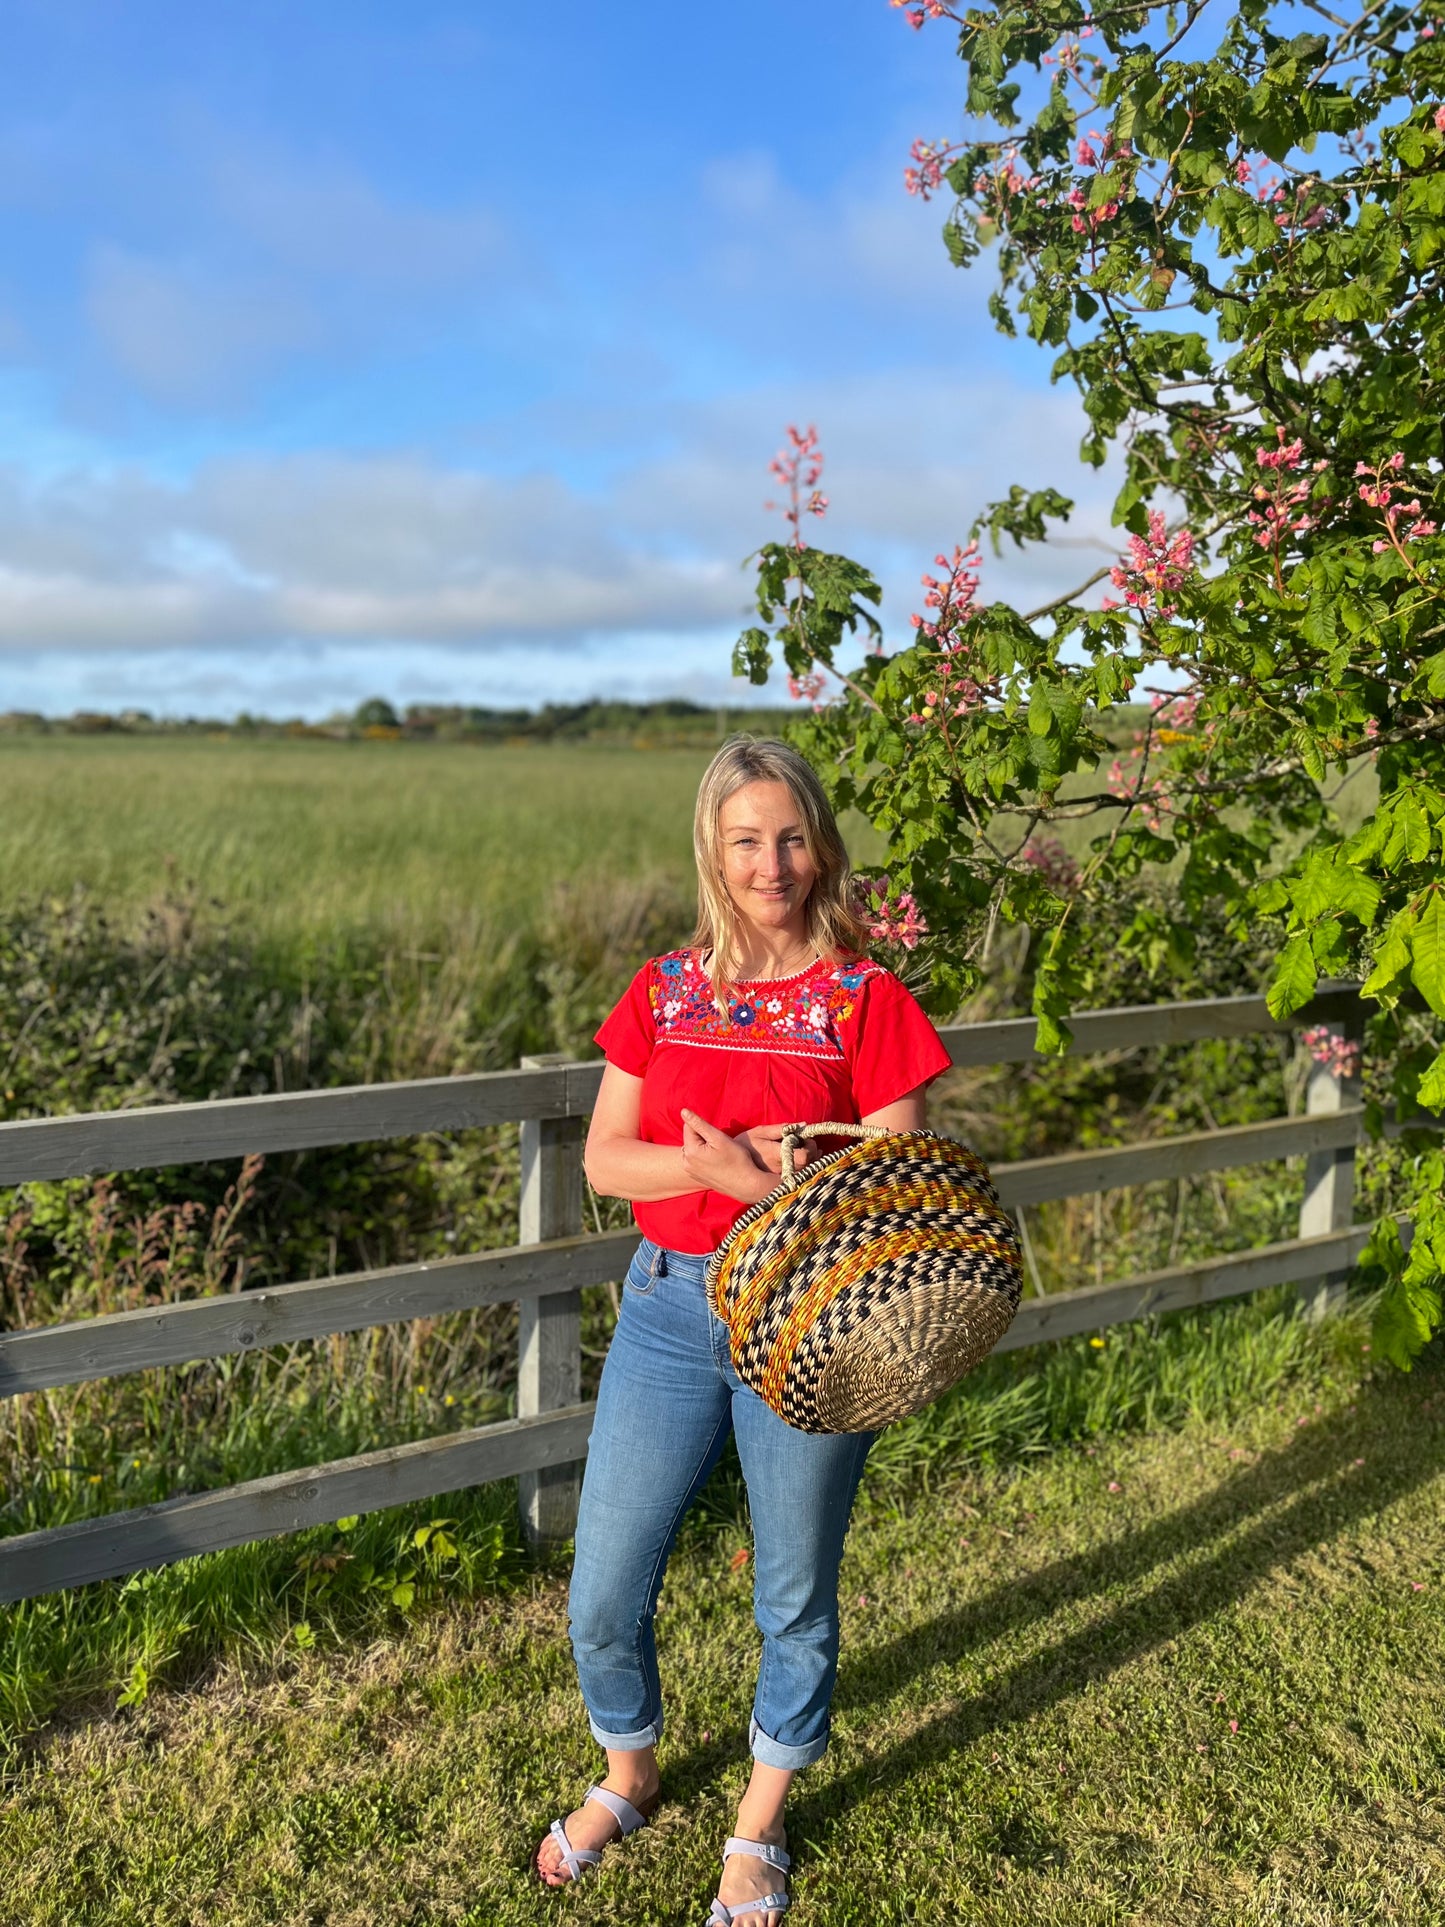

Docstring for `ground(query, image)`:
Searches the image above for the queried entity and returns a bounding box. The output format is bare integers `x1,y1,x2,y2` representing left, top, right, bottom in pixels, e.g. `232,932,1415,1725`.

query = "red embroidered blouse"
593,947,953,1255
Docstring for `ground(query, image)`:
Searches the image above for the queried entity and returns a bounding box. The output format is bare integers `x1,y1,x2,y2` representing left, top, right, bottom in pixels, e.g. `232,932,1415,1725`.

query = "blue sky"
0,0,1114,718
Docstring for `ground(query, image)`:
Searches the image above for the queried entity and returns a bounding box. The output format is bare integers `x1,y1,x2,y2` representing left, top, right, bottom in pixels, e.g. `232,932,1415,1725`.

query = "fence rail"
0,982,1379,1604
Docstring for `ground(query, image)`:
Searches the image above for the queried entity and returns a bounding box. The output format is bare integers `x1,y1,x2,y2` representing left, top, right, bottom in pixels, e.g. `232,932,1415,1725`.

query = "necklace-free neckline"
731,951,824,986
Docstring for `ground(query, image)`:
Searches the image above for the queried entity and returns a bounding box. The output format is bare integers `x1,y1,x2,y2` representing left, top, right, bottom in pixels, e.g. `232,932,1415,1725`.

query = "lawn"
0,728,1368,942
0,737,716,946
4,1325,1442,1927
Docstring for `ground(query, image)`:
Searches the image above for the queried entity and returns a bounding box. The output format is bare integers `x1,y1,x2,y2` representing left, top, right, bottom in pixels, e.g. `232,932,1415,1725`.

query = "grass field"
4,1321,1440,1927
0,737,717,944
0,735,884,953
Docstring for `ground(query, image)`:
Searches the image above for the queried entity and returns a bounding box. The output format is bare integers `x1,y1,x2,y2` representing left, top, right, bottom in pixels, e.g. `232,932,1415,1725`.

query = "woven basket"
704,1122,1023,1434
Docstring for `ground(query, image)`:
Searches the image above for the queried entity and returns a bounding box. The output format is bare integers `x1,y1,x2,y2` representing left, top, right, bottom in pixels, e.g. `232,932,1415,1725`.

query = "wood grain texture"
0,1230,637,1396
993,1108,1363,1208
0,1113,1363,1394
0,989,1362,1185
0,1403,597,1604
995,1222,1375,1352
0,1065,573,1186
0,1221,1378,1602
516,1054,585,1547
937,983,1363,1069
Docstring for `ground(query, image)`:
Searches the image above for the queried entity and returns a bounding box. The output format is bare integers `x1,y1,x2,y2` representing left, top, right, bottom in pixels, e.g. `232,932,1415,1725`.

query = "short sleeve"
844,969,953,1117
594,961,656,1077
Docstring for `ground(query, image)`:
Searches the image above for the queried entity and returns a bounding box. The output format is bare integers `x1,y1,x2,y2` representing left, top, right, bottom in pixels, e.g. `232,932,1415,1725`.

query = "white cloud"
0,363,1124,681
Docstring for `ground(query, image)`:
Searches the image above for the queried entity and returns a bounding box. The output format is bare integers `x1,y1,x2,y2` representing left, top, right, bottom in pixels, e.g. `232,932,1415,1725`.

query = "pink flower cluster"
766,424,828,552
1108,509,1196,618
1300,1025,1362,1081
1434,104,1445,130
889,0,955,26
1150,688,1201,734
904,137,958,200
1042,23,1096,72
853,874,928,951
1068,129,1132,235
976,148,1041,214
786,671,827,708
1248,426,1328,559
1233,154,1329,232
906,544,995,724
1356,453,1438,550
1020,837,1081,894
1106,755,1169,832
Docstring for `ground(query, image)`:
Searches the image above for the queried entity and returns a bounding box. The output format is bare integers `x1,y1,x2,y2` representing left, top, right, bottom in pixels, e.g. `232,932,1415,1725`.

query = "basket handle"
778,1120,891,1187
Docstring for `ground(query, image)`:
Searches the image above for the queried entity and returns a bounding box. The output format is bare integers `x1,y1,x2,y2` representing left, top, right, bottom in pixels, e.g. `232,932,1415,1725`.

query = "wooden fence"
0,983,1376,1604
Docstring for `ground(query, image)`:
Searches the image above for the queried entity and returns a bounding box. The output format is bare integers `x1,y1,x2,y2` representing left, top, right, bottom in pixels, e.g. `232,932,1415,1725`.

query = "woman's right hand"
735,1123,813,1177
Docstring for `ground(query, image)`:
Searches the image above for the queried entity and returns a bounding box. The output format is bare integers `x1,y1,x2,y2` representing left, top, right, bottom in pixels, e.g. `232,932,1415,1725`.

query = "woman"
536,737,950,1924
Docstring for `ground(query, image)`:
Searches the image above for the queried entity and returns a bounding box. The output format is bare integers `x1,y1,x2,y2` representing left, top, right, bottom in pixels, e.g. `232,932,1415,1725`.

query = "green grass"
0,737,714,947
3,1317,1440,1926
0,1293,1381,1753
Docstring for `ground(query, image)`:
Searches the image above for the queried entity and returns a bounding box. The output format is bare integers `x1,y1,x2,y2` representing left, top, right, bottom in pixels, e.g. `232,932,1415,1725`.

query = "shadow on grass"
663,1363,1445,1842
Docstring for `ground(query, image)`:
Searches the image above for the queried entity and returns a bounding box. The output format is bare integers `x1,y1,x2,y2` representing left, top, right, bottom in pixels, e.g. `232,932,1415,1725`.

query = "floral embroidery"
644,949,884,1059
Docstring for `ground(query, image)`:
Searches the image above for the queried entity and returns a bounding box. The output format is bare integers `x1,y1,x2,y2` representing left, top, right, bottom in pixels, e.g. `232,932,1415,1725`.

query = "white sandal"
535,1783,659,1885
706,1835,791,1923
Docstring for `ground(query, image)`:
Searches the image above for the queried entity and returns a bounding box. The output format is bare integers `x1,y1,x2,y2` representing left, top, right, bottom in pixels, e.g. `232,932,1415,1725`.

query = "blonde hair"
691,735,869,1005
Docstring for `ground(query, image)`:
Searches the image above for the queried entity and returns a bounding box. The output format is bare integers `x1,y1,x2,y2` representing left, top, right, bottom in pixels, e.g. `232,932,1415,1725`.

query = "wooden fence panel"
0,1404,596,1604
993,1108,1363,1209
0,1230,638,1397
516,1054,585,1548
996,1223,1373,1352
0,989,1364,1188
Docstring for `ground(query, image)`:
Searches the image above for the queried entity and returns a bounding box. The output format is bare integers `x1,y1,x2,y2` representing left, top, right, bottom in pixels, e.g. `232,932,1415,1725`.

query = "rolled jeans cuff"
588,1714,662,1752
749,1714,827,1770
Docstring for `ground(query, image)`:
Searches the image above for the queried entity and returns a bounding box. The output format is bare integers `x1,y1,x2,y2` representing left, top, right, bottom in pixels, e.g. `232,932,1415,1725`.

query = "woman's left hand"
680,1109,776,1204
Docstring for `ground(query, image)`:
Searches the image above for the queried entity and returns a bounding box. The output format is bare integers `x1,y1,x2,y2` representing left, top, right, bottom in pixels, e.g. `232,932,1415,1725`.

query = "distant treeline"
0,697,798,745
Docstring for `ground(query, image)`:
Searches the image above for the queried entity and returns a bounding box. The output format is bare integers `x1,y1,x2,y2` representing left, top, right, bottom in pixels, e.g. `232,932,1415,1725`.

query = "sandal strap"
708,1898,789,1924
585,1783,650,1835
723,1836,791,1873
547,1817,601,1882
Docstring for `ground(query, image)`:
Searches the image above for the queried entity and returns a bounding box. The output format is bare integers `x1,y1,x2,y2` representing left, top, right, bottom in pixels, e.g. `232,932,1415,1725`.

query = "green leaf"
1362,909,1416,1005
1267,935,1317,1018
1417,1045,1445,1114
1033,1011,1072,1056
1411,891,1445,1018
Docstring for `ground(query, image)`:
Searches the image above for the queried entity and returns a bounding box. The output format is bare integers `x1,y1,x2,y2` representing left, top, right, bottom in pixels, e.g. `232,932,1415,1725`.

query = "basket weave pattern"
706,1128,1023,1434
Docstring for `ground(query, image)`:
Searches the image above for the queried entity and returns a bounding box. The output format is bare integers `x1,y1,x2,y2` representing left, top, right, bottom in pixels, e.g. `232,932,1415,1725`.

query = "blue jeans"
568,1238,872,1770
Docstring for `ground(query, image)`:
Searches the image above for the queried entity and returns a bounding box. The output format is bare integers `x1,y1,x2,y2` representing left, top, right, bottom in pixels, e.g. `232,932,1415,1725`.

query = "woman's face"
717,780,819,938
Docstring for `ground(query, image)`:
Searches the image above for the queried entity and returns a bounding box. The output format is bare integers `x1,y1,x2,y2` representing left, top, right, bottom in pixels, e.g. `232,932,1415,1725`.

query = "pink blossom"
767,425,826,551
1300,1025,1361,1080
787,671,827,707
1435,105,1445,130
904,136,956,199
853,876,928,952
1108,509,1195,617
1257,427,1306,472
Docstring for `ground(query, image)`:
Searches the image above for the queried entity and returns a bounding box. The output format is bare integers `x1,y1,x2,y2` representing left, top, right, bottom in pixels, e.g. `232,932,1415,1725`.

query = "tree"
354,697,400,730
735,1,1445,1361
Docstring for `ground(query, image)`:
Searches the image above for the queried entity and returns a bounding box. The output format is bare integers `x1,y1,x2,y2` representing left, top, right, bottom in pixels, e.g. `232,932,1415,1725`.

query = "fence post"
1297,1007,1364,1322
517,1052,584,1548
